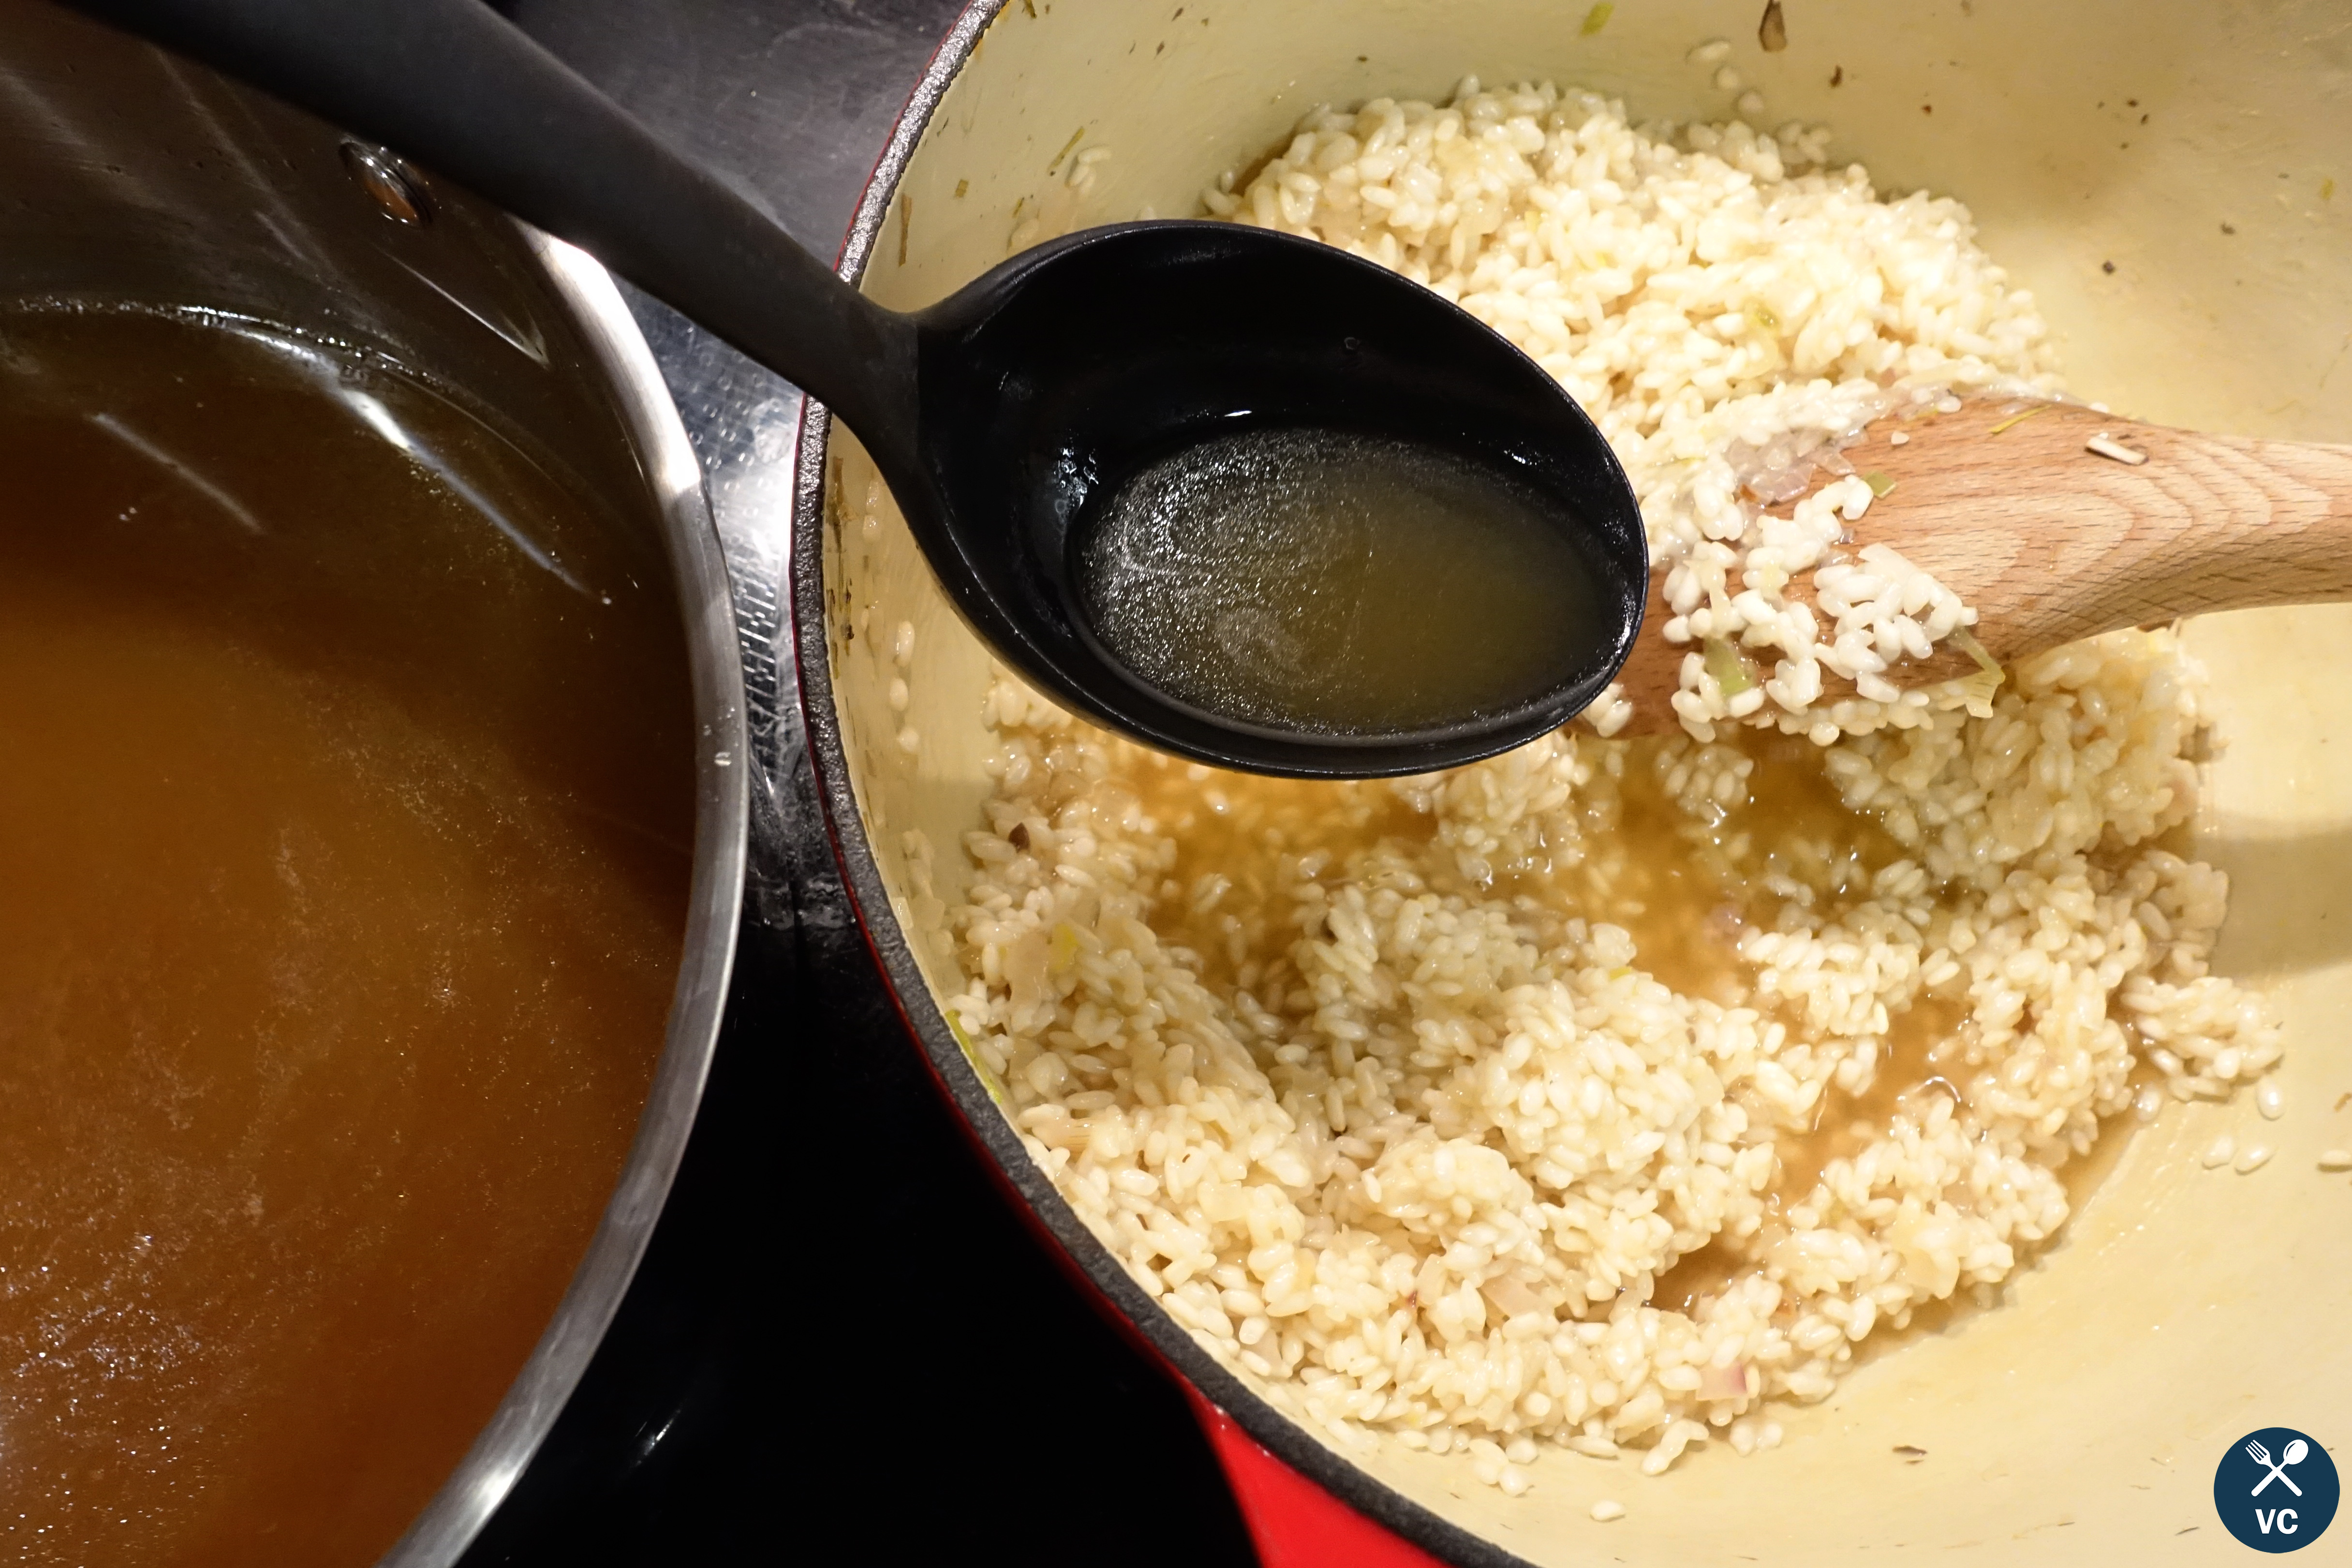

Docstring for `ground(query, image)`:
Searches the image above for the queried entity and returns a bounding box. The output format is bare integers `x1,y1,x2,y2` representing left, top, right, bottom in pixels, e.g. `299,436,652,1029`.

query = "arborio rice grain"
924,86,2281,1485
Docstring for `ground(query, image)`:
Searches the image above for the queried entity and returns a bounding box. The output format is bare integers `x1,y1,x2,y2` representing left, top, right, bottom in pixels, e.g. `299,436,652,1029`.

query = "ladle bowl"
905,219,1646,774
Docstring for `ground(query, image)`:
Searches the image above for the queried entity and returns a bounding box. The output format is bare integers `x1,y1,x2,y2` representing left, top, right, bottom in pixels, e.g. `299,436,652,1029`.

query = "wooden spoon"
1610,399,2352,735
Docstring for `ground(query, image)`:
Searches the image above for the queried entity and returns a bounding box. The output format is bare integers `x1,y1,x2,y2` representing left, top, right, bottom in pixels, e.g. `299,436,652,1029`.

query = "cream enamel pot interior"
793,2,2352,1562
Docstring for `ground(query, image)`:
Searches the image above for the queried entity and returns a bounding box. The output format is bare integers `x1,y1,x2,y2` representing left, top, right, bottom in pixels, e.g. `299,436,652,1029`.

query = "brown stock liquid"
0,308,692,1565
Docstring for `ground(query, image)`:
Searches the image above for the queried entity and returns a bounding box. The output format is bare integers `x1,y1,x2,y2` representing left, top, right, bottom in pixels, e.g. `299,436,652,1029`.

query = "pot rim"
380,230,749,1568
785,7,1521,1563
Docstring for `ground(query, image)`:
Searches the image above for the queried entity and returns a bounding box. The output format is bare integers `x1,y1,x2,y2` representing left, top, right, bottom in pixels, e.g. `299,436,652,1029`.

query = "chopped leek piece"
947,1011,1011,1111
1704,637,1756,695
1581,1,1614,34
1950,625,2003,682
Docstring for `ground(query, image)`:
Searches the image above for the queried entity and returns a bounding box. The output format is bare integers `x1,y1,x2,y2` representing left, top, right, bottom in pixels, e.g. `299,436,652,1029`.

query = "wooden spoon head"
1603,395,2296,738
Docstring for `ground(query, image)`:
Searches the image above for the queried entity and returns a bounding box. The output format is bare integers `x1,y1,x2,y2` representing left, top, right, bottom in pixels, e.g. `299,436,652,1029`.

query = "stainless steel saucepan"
0,2,743,1562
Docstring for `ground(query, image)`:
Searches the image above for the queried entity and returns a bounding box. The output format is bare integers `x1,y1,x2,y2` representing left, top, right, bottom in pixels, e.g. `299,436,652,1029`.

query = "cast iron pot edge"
786,6,1535,1564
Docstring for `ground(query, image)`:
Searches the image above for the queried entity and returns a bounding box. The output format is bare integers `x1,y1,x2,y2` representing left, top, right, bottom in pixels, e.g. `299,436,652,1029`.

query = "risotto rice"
923,83,2280,1489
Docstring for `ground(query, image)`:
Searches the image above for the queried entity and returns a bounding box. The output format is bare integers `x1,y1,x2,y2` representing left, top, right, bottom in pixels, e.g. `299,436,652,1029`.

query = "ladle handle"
64,0,915,444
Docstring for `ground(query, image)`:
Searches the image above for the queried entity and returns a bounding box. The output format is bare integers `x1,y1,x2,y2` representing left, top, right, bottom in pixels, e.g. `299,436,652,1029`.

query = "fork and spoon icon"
2248,1437,2309,1496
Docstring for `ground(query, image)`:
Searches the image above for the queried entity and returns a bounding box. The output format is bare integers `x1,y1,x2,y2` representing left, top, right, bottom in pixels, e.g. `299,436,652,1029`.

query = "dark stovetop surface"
459,4,1257,1563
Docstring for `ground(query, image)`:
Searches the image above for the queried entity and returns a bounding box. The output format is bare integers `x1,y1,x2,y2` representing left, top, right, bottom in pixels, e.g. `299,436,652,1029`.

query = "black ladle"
72,0,1649,778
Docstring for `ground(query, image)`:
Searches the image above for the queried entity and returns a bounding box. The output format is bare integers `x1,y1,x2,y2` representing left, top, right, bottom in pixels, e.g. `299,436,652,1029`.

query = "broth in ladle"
1076,427,1610,736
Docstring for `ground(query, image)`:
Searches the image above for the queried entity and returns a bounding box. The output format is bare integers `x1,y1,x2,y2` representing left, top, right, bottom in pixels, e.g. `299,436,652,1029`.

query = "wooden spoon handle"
1843,401,2352,658
1610,401,2352,735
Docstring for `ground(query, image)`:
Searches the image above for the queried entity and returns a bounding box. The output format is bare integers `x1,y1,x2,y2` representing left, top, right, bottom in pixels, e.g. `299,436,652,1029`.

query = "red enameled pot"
791,2,2352,1564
